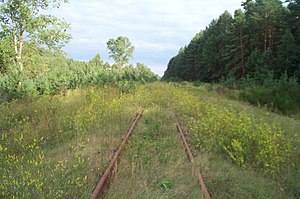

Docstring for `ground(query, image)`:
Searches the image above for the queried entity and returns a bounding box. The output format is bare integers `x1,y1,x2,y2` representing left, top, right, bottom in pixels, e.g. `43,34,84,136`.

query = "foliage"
107,36,134,68
0,93,89,198
160,85,291,174
0,85,139,198
240,75,300,113
162,0,300,115
135,83,297,197
0,37,13,73
0,133,88,198
0,82,298,198
0,2,157,102
0,50,159,101
0,0,71,67
163,0,300,85
134,83,293,175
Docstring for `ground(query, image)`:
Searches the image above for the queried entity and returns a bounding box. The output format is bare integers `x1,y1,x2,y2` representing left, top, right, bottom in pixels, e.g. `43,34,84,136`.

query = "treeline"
0,50,159,102
163,0,300,114
0,1,159,102
163,0,300,83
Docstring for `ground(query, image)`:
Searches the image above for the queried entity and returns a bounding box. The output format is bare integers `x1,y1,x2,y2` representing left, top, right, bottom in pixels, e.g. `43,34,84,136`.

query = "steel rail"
90,109,144,199
176,123,211,199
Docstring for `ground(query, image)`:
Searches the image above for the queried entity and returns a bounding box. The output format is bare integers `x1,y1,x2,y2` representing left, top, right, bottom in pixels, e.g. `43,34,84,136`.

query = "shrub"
240,76,300,114
0,133,88,198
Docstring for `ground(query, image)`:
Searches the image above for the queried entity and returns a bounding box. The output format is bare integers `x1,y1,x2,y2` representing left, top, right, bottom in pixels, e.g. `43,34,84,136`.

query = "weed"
0,82,298,198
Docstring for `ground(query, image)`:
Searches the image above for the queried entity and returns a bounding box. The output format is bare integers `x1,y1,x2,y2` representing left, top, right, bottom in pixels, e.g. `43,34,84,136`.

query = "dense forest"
0,50,159,101
163,0,300,113
163,0,300,82
0,1,158,102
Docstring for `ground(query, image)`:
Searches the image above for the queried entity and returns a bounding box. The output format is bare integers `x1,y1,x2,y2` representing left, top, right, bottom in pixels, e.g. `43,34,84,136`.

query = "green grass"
0,82,299,198
104,108,203,199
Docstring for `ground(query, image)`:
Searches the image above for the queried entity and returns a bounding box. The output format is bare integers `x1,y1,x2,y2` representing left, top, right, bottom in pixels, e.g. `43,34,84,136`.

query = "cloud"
134,40,180,52
53,0,243,75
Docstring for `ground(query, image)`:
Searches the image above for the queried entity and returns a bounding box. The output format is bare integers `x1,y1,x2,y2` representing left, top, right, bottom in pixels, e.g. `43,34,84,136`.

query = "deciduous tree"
0,0,71,71
107,36,134,68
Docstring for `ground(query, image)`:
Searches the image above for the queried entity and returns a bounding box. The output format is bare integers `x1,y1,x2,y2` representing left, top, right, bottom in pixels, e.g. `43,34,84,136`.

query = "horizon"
54,0,245,76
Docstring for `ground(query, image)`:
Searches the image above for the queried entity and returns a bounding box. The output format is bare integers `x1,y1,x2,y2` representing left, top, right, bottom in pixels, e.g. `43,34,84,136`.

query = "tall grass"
0,85,138,198
0,82,299,198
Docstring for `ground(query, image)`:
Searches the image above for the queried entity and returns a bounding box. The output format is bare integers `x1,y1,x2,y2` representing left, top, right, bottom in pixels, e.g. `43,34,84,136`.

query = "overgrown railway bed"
90,110,211,199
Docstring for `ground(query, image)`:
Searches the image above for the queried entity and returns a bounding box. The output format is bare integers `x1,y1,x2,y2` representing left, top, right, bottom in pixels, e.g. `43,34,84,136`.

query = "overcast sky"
53,0,243,76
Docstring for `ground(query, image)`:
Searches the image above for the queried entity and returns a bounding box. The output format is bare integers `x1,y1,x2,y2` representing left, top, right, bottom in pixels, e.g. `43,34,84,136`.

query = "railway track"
90,111,211,199
90,109,144,199
176,123,211,199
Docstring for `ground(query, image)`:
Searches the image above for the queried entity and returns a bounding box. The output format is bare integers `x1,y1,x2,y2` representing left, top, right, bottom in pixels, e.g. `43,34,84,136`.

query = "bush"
240,76,300,114
0,53,159,102
0,133,88,198
0,71,39,101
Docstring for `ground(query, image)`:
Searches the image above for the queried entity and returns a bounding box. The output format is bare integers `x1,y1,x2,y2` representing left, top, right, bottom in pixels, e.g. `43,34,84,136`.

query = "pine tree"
183,33,202,81
278,30,300,77
224,9,248,78
286,0,300,45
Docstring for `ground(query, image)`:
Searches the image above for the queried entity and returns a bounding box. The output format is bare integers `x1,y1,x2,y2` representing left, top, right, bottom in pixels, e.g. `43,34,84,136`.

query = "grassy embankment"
0,82,299,198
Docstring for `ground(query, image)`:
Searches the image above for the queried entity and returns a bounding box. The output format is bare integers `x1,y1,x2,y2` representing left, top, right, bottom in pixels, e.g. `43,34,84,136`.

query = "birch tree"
0,0,71,71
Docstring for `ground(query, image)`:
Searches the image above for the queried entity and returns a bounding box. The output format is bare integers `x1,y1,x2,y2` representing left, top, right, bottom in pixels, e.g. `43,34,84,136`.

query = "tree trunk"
240,25,245,77
18,38,23,72
264,30,267,52
13,29,23,71
268,26,273,49
14,34,18,57
193,46,197,80
263,11,269,52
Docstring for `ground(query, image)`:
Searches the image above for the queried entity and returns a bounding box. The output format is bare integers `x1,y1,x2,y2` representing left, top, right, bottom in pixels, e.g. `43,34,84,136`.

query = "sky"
53,0,244,76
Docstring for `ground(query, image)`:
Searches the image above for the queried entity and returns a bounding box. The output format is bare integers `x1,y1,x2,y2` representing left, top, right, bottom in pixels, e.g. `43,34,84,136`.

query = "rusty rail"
90,109,144,199
176,123,211,199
